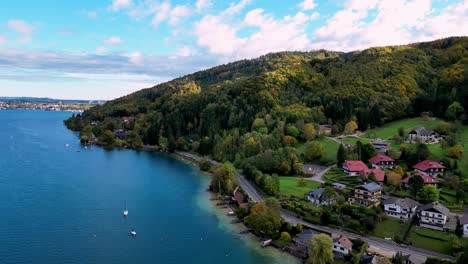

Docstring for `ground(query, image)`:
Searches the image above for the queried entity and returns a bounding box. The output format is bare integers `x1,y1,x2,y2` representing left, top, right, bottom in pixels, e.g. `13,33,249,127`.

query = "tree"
279,232,292,243
286,125,300,137
386,172,402,187
298,177,307,187
446,145,464,159
344,120,358,134
302,123,317,141
308,234,334,264
368,172,377,182
100,130,115,145
398,127,405,138
408,175,424,196
304,141,325,161
416,144,431,161
393,166,404,176
322,187,336,201
251,118,266,131
337,144,347,165
249,202,282,236
456,189,465,203
449,234,462,254
211,162,237,195
419,185,440,201
446,102,465,121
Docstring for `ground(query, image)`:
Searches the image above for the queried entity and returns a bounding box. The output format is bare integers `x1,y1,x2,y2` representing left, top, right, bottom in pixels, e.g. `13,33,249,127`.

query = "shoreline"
172,152,301,263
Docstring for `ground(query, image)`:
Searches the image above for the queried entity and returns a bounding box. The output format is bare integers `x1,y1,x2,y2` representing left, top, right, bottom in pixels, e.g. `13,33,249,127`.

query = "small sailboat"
131,230,137,237
123,201,128,217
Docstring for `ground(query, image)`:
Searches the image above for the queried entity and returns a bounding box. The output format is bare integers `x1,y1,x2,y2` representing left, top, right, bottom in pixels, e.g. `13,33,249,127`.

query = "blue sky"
0,0,466,100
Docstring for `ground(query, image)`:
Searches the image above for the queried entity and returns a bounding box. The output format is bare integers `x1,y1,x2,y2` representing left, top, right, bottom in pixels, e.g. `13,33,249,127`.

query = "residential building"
368,154,395,169
306,188,337,206
348,182,382,207
342,160,368,176
361,168,385,182
122,116,135,123
371,138,390,153
460,215,468,238
333,235,353,257
292,229,320,253
417,202,450,231
401,173,439,187
319,124,332,135
413,160,445,177
407,127,441,143
383,197,420,220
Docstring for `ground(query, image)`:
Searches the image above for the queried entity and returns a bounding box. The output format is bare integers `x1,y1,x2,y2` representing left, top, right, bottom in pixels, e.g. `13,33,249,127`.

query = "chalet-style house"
402,173,439,187
361,168,385,182
342,160,368,176
293,229,319,253
333,235,353,257
368,154,395,169
460,215,468,237
348,182,382,207
383,197,420,220
319,124,332,135
306,188,337,206
407,127,441,143
417,202,450,231
371,138,390,152
413,160,445,177
121,116,135,123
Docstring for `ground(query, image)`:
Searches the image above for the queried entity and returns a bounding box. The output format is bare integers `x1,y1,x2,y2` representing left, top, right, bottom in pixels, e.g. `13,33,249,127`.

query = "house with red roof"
361,168,385,182
413,160,445,178
122,116,135,123
342,160,368,176
402,173,439,187
368,154,395,169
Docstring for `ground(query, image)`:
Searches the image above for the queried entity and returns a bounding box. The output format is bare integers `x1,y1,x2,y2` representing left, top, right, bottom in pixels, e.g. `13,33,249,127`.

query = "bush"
199,160,212,171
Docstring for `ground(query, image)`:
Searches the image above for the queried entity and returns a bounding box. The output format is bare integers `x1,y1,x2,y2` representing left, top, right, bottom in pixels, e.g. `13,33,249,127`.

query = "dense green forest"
66,37,467,185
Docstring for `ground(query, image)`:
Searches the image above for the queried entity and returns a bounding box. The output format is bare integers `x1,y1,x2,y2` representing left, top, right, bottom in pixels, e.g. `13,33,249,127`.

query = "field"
372,218,402,238
297,137,340,165
365,118,448,139
279,177,321,197
409,228,451,255
323,167,361,188
340,137,371,145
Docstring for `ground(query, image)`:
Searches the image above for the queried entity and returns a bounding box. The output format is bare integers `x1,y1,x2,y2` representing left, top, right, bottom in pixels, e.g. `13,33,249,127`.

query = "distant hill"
0,97,106,104
66,36,467,154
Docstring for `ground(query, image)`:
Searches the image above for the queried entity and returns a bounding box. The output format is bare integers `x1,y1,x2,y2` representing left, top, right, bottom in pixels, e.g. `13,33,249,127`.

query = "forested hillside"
66,37,467,182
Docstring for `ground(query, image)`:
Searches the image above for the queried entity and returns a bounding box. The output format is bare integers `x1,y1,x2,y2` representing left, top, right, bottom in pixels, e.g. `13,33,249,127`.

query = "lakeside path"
174,151,454,263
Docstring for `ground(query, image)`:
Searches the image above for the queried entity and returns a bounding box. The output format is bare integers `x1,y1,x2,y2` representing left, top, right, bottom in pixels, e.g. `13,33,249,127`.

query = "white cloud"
223,0,252,16
310,11,320,20
0,35,5,44
298,0,317,11
104,36,124,45
175,46,192,57
7,20,34,35
111,0,132,11
128,51,144,64
195,8,312,59
96,46,108,54
196,0,212,12
168,5,191,25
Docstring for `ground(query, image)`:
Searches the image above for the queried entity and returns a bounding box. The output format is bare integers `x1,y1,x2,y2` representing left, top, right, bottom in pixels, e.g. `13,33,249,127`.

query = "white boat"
123,201,128,217
131,230,137,237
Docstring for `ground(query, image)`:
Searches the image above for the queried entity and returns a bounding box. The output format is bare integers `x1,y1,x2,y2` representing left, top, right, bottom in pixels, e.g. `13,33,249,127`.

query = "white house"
407,127,442,143
383,197,420,220
306,188,337,206
333,235,353,257
417,202,450,231
460,215,468,238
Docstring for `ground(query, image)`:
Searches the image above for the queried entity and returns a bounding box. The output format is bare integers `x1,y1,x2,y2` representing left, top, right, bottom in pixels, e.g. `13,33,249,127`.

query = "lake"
0,110,298,264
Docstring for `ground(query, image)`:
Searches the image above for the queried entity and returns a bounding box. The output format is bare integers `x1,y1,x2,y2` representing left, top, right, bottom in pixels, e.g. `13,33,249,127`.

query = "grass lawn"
409,228,451,255
279,177,322,197
297,137,340,165
365,118,448,140
341,137,371,145
461,126,468,177
372,218,402,238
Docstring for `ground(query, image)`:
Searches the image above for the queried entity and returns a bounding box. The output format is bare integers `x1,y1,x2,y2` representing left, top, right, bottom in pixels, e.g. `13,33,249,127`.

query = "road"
175,151,454,262
307,164,336,183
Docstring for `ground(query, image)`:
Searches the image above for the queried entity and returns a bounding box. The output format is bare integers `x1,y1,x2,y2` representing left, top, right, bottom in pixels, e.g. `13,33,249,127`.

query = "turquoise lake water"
0,110,298,264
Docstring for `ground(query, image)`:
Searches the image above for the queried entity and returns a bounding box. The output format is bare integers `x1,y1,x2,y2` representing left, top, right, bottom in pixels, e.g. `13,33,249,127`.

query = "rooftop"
383,197,420,209
368,153,394,164
413,160,445,171
418,202,450,216
402,173,439,184
357,182,381,192
343,160,368,172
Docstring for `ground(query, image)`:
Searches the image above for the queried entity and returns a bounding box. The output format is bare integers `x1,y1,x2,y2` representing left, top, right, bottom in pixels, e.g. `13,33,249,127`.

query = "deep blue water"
0,110,297,264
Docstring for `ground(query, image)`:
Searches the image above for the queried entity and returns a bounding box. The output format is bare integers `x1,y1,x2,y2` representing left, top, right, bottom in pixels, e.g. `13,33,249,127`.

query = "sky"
0,0,466,100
